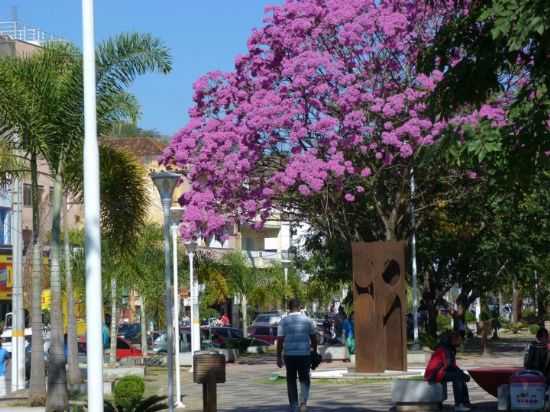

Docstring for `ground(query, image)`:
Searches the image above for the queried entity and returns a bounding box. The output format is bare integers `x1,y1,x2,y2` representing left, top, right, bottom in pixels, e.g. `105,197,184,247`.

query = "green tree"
221,252,256,335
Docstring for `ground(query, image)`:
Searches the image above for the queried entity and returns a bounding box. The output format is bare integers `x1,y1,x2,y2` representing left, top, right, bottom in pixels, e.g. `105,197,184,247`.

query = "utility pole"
10,179,25,391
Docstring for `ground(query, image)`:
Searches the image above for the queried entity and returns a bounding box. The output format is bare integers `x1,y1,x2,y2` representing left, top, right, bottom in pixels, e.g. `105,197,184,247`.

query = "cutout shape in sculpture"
382,259,400,286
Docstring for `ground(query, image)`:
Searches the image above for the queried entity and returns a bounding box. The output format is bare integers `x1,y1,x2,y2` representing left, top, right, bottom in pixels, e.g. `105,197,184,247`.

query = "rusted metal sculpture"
352,241,408,372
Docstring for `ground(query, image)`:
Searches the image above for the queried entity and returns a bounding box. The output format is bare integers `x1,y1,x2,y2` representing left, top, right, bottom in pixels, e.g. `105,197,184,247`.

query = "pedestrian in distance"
277,298,318,412
343,311,355,355
0,340,10,396
425,331,471,411
524,327,550,379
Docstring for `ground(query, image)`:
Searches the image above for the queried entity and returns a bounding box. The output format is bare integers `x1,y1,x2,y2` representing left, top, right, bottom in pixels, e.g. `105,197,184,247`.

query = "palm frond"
96,33,172,92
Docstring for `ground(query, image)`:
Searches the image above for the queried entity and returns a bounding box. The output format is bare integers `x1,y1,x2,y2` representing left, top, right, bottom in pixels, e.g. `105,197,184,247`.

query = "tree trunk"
140,297,147,355
232,296,240,331
110,278,118,364
29,153,46,404
512,280,520,323
241,294,248,337
46,171,68,411
537,291,546,325
64,196,81,386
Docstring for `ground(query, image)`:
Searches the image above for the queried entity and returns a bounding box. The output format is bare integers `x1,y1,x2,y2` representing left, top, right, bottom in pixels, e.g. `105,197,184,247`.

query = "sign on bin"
510,370,545,411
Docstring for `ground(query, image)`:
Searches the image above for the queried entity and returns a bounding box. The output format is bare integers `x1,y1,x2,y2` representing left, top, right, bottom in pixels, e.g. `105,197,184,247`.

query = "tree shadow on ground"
461,335,529,354
221,406,385,412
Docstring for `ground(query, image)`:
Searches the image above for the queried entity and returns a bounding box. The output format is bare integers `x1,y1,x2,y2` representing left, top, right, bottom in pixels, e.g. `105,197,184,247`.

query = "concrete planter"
246,345,265,354
216,348,239,363
319,345,349,361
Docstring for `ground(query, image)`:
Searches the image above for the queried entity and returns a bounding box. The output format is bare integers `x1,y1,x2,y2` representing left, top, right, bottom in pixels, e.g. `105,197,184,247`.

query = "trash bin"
193,351,226,412
193,351,226,383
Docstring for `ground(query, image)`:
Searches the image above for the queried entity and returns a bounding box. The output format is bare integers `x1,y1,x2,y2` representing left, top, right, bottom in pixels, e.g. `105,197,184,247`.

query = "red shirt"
220,314,230,326
424,346,456,383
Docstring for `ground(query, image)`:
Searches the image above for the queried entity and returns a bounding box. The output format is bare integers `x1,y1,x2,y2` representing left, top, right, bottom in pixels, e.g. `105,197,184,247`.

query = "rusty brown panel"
353,241,408,372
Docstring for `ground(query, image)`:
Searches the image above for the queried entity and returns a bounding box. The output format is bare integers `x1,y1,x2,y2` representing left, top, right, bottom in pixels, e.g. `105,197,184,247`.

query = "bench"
391,380,447,412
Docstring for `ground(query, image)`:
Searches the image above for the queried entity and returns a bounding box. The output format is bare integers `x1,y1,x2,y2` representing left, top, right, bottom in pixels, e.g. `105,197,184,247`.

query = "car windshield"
254,315,271,323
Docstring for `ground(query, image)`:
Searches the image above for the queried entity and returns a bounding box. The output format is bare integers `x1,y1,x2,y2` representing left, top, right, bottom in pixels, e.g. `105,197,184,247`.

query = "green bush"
529,324,541,336
113,375,145,411
522,309,537,322
437,314,451,331
509,322,525,334
480,311,491,322
465,311,476,323
419,333,437,350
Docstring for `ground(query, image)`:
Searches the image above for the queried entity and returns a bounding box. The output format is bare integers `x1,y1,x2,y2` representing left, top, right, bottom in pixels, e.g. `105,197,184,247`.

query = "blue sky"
1,1,281,137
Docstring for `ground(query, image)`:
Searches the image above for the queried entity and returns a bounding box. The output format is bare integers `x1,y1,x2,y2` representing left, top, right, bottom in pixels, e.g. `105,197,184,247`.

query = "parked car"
248,324,278,344
248,312,281,344
79,336,142,361
251,312,282,326
118,323,141,343
153,326,268,353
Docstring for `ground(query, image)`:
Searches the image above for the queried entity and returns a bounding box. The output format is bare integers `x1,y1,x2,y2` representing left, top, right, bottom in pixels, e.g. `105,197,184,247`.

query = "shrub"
529,324,540,336
419,333,437,350
522,309,537,322
480,311,491,322
104,395,168,412
437,314,451,331
113,375,145,411
465,311,476,323
509,322,525,334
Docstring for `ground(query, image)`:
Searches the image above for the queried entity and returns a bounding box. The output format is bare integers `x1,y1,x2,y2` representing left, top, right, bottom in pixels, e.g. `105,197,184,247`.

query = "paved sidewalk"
163,350,520,412
0,335,528,411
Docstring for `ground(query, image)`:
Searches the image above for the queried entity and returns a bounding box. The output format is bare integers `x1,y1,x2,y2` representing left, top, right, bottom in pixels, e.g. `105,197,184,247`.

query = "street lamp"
170,207,184,409
151,171,180,412
82,0,103,410
186,240,200,354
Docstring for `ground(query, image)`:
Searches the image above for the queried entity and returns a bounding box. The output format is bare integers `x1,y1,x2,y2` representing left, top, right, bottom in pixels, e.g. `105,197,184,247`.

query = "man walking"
277,298,317,412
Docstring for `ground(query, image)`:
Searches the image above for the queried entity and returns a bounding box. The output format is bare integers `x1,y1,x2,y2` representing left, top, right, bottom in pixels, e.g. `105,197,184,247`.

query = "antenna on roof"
10,6,18,22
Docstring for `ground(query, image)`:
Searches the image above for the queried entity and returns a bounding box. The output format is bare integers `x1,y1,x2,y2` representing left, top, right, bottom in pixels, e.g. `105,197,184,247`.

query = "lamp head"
150,170,180,203
186,240,198,254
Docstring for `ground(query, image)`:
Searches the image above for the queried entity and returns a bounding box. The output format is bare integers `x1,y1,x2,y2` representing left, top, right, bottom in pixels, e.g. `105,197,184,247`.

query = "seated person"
425,331,471,412
524,327,549,376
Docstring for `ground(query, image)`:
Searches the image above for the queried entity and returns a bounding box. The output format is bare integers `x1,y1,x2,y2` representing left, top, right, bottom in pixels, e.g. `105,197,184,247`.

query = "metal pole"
162,201,175,412
283,266,288,310
189,251,200,353
410,168,419,348
172,226,183,408
82,0,103,409
11,179,25,391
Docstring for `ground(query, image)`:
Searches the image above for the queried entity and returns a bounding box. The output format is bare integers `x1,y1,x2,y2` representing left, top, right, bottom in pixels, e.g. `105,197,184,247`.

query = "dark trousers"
442,368,470,405
284,355,311,408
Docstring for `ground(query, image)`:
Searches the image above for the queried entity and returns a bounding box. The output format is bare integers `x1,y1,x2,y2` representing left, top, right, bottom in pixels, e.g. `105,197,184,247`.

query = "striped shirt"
277,312,316,356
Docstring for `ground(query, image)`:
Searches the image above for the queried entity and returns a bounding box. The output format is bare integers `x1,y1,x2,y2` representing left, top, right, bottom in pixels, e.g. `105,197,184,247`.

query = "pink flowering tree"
163,0,506,242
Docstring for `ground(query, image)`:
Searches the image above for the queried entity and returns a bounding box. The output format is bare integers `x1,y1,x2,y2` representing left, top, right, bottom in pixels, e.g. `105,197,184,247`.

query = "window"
23,184,44,207
23,184,31,207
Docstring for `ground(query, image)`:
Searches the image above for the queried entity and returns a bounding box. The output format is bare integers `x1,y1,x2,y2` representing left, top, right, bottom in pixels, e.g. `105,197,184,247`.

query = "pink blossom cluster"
162,0,507,239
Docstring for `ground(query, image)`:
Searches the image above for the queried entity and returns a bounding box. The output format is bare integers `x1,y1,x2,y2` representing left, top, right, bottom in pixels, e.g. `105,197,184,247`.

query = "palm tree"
0,47,64,404
0,34,171,410
223,252,257,336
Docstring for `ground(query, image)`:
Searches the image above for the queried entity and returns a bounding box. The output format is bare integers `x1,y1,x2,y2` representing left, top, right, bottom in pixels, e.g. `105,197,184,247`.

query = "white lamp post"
82,0,103,410
170,207,184,409
410,168,419,349
186,240,199,354
151,171,180,412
